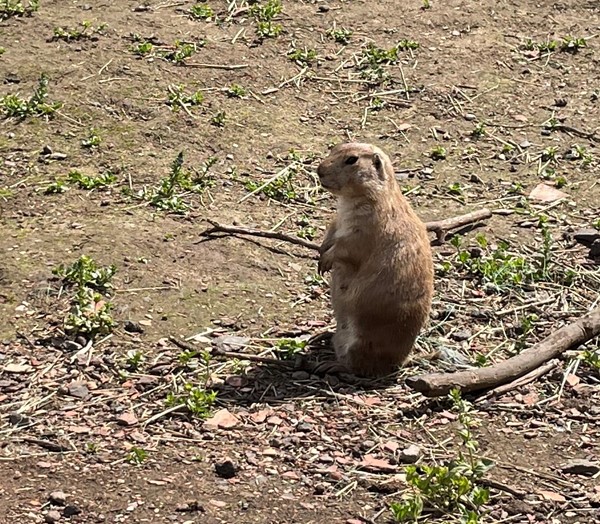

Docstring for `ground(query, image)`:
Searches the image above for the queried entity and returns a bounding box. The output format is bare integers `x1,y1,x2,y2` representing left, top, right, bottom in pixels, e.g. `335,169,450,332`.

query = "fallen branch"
199,209,492,249
406,307,600,397
426,208,492,244
200,220,320,251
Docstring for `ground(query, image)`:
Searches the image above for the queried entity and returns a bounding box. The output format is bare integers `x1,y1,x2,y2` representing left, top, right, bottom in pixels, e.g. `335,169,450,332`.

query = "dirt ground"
1,0,599,523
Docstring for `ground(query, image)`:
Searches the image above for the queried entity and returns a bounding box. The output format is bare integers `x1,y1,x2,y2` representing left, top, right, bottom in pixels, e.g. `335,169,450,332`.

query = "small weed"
566,144,594,166
0,0,39,21
0,73,62,119
227,84,246,98
580,348,600,370
189,2,214,20
541,146,559,163
0,47,5,55
357,41,417,83
326,26,352,45
211,110,226,127
166,84,204,113
430,145,447,160
166,383,217,418
162,40,202,64
390,388,492,523
68,170,116,190
53,255,116,292
81,129,101,148
421,0,431,8
140,152,215,213
244,168,298,202
471,122,486,138
127,447,148,464
288,47,317,66
250,0,283,39
560,35,587,53
44,179,68,194
132,41,154,56
0,187,13,199
53,21,107,41
296,215,316,240
124,350,145,371
274,338,307,360
447,182,464,195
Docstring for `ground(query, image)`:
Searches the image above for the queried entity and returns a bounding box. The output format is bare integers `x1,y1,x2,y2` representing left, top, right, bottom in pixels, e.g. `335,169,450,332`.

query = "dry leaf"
360,454,397,473
539,490,566,502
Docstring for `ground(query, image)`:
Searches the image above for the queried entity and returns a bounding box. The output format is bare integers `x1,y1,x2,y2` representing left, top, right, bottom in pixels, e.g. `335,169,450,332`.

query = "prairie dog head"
316,142,395,198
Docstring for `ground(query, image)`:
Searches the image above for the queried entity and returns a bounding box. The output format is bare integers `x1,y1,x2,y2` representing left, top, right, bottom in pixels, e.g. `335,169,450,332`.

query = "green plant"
52,20,107,41
288,47,317,66
227,84,246,98
0,187,13,199
44,179,68,194
0,73,62,119
567,144,594,166
81,129,101,148
250,0,283,39
274,338,307,360
54,255,116,292
580,348,600,370
0,0,39,21
68,170,116,189
560,35,587,53
163,40,201,64
132,41,154,56
326,26,352,45
244,167,298,202
211,110,226,127
166,383,217,418
297,215,316,240
421,0,431,8
430,145,447,160
390,388,492,523
471,122,486,138
0,47,5,55
124,350,145,371
166,84,204,113
447,182,464,195
64,287,114,336
127,447,148,464
189,2,214,20
139,152,216,213
54,256,116,338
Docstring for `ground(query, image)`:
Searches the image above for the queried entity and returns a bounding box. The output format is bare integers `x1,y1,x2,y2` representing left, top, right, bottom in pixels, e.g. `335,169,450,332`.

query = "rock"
561,459,600,476
573,228,600,246
124,320,144,333
4,363,32,374
175,501,204,512
318,4,330,12
8,412,31,426
296,422,313,433
464,113,476,121
116,412,138,426
214,460,237,479
45,510,62,523
400,445,421,464
450,329,471,341
203,409,240,430
62,505,81,517
590,239,600,259
41,145,53,155
528,183,568,203
214,336,249,352
291,371,310,380
49,491,67,506
66,382,89,399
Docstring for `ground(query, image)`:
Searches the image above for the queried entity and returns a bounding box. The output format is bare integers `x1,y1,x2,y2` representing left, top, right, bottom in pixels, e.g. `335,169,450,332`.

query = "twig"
476,359,560,402
406,307,600,397
199,209,493,250
480,478,527,499
552,123,599,143
185,63,249,70
200,219,320,251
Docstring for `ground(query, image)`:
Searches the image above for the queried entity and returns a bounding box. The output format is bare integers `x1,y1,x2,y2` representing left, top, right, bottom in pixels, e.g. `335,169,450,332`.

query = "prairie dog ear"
372,153,385,180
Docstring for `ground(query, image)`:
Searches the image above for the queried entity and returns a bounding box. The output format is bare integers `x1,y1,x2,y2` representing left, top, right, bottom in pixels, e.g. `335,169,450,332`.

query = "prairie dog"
317,142,434,377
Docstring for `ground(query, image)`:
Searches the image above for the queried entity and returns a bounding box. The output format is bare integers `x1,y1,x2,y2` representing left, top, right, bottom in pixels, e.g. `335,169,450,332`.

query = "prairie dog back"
317,142,434,377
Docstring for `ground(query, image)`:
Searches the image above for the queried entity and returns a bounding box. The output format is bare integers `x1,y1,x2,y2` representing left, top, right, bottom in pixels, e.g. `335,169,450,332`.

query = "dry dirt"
1,1,599,523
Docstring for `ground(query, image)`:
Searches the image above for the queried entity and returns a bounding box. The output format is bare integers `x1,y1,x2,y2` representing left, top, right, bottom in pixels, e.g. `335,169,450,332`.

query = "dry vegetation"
0,1,599,523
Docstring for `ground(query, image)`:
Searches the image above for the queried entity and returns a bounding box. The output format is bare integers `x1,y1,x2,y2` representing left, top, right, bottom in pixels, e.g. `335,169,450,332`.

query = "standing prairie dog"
317,142,434,377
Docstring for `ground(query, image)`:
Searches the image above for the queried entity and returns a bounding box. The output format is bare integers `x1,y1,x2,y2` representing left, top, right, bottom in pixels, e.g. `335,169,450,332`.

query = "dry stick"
406,307,600,397
200,209,492,250
186,63,249,70
475,359,560,403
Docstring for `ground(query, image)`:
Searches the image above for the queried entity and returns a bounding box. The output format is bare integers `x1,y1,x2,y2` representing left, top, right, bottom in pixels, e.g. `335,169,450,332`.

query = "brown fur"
317,142,434,377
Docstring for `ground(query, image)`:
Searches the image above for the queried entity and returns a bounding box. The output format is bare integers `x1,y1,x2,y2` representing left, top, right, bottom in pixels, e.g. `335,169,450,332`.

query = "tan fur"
317,142,434,377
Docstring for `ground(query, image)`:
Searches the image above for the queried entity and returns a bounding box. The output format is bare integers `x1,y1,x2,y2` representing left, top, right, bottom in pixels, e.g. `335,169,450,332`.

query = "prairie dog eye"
345,156,358,165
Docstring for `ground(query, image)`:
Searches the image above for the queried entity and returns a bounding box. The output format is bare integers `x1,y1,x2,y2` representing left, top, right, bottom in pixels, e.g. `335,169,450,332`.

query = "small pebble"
400,445,421,464
49,491,67,506
45,510,61,523
214,460,237,479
